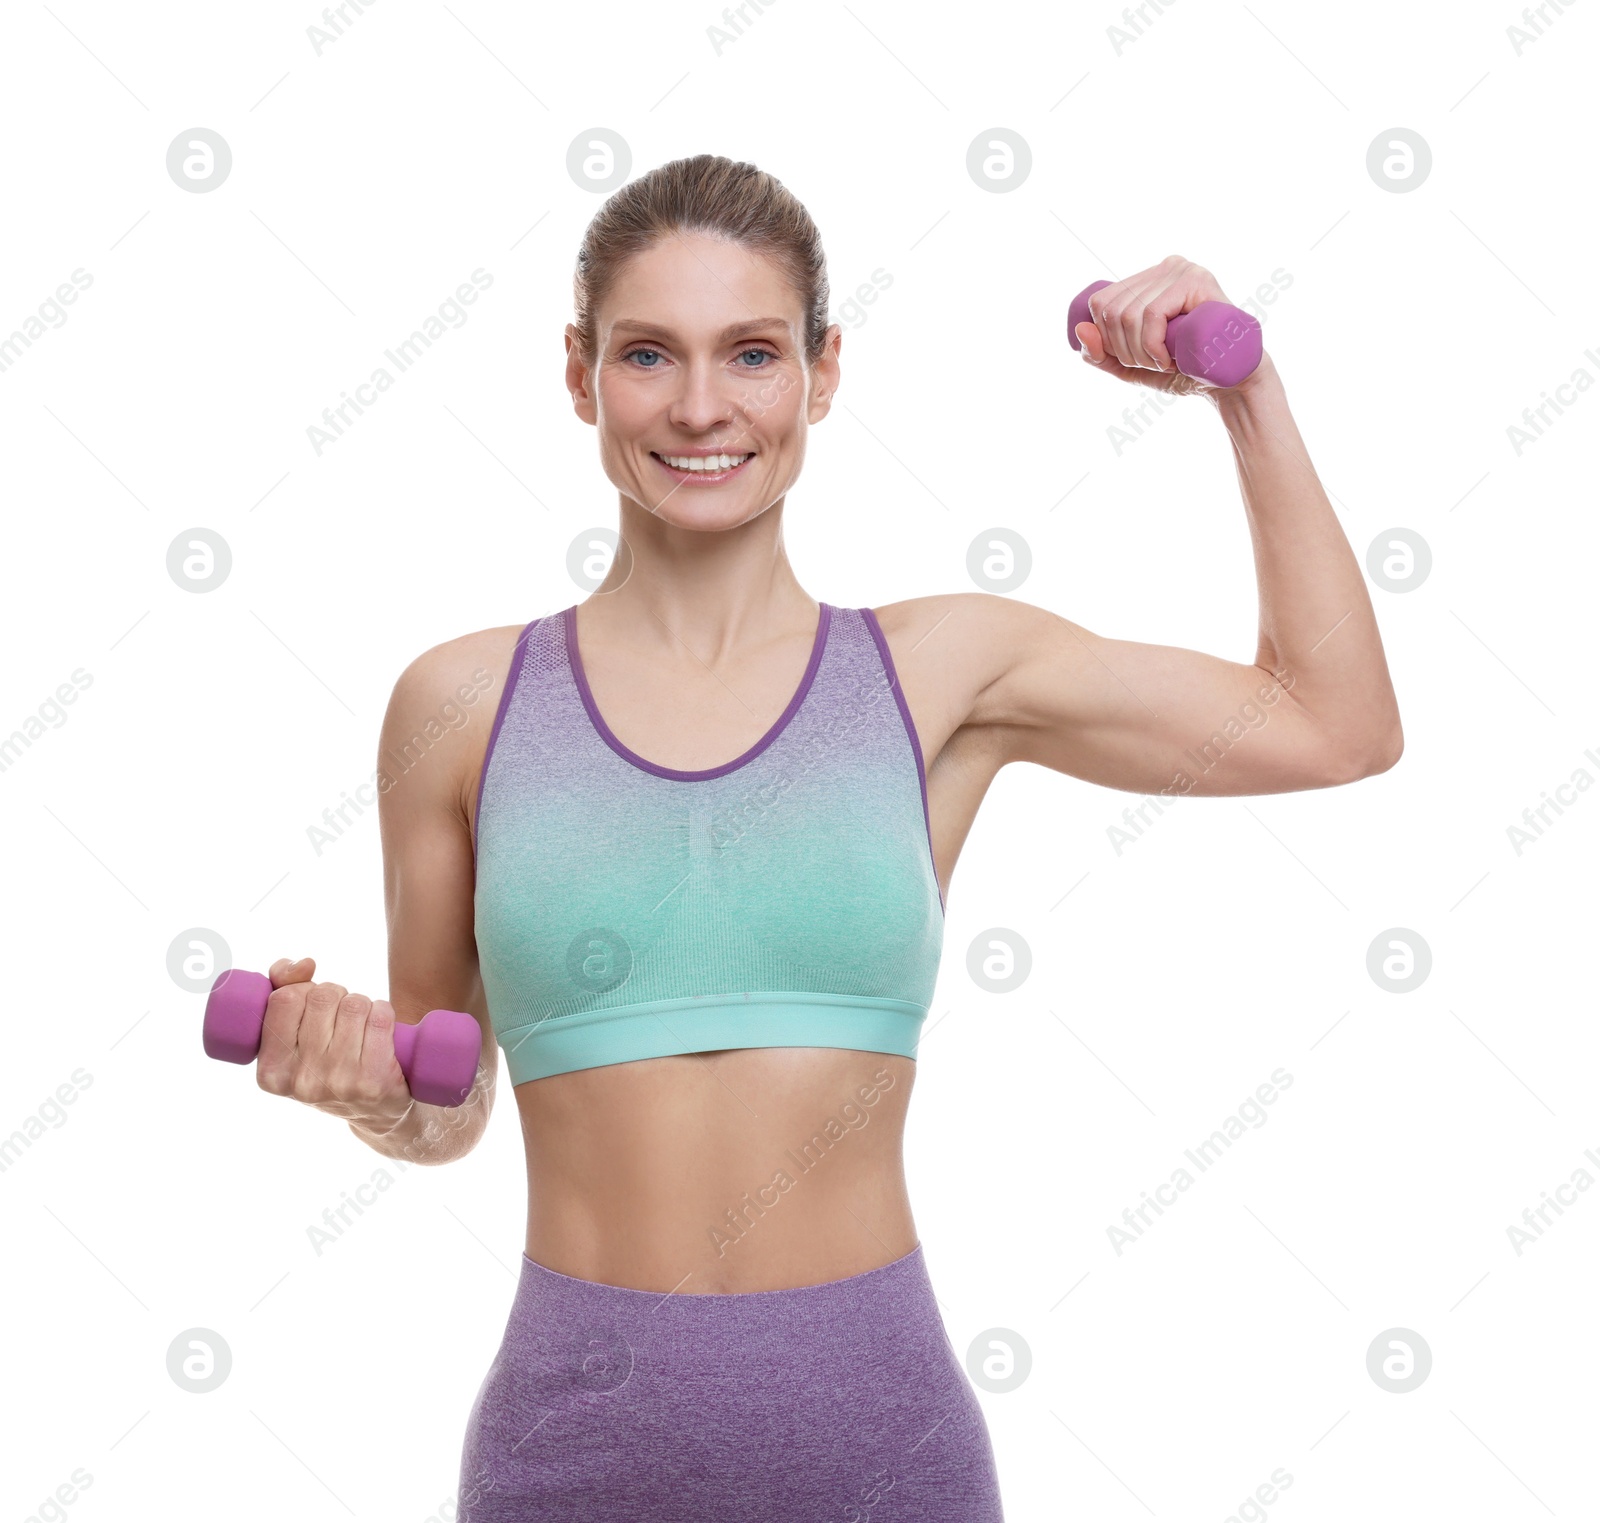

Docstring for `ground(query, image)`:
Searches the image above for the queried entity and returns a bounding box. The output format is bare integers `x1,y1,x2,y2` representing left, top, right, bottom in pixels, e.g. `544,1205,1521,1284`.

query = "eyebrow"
609,317,792,342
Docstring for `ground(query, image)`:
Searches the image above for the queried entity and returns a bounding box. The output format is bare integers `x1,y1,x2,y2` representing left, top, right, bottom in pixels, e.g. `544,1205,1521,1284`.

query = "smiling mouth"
650,451,756,479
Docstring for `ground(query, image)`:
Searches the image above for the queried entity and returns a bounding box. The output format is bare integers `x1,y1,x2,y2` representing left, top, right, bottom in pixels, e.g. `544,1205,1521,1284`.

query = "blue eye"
621,345,777,369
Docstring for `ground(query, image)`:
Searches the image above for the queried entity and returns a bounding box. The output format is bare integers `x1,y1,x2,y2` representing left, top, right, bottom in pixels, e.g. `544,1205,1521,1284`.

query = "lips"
650,452,755,484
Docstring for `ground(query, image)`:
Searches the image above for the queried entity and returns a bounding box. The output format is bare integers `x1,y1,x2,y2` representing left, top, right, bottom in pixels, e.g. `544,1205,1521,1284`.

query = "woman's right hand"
255,956,415,1132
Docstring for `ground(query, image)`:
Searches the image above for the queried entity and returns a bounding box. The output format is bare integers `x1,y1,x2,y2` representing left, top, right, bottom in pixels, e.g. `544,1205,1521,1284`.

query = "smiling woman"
253,152,1401,1520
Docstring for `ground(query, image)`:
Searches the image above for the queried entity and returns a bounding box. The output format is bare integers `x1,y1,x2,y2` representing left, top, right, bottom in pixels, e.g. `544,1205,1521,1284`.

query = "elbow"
1376,727,1405,773
1322,725,1404,785
1367,720,1405,776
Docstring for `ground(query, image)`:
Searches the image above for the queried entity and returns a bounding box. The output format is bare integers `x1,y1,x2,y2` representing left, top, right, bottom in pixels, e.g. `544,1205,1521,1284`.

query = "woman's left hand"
1074,254,1265,400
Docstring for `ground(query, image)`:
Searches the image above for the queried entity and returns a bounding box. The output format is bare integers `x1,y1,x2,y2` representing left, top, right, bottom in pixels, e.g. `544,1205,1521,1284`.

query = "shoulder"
379,622,541,821
384,622,534,724
867,592,1058,726
868,591,1053,649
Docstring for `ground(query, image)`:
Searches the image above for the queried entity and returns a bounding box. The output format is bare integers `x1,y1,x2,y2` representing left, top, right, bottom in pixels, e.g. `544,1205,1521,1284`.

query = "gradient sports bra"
471,602,945,1085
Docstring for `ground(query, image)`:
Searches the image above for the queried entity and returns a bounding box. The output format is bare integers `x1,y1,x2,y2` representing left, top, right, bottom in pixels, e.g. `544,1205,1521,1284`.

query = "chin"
641,496,773,531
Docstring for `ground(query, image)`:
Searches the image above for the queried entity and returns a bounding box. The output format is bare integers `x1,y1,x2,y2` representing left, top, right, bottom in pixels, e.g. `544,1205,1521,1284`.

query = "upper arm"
943,593,1371,796
376,629,521,1106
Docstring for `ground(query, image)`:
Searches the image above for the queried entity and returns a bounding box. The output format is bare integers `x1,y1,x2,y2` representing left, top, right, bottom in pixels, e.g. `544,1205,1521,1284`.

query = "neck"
587,493,816,656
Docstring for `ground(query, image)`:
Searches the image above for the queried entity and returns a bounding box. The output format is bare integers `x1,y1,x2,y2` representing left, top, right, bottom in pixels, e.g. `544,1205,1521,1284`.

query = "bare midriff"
514,1046,919,1294
485,597,995,1296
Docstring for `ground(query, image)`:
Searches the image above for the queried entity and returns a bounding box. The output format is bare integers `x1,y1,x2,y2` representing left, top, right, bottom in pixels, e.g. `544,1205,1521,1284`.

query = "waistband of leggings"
513,1241,930,1316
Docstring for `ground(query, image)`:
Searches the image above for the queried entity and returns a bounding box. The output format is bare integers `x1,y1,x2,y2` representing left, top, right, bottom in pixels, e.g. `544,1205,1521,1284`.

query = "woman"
253,154,1402,1519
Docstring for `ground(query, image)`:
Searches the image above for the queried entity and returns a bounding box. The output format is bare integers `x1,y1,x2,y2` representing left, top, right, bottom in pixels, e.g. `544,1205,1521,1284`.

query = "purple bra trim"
471,616,542,863
860,606,944,916
564,601,835,783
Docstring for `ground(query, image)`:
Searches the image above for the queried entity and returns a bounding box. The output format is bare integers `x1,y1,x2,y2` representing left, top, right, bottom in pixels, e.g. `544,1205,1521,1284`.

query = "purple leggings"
456,1242,1005,1520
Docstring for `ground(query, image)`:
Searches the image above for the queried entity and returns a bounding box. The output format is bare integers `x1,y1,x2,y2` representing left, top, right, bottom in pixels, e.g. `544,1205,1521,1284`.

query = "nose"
667,359,741,436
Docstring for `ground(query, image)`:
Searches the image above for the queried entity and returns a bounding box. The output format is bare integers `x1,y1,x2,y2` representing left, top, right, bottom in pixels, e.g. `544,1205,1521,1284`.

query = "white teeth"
660,453,752,472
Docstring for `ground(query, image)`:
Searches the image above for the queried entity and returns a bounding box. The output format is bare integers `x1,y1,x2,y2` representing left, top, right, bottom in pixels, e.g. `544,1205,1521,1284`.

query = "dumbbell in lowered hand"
1068,280,1263,387
202,969,480,1108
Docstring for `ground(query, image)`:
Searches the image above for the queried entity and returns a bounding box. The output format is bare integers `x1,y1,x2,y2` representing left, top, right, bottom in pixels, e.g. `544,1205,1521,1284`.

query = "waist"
514,1239,931,1312
514,1047,918,1293
497,991,927,1085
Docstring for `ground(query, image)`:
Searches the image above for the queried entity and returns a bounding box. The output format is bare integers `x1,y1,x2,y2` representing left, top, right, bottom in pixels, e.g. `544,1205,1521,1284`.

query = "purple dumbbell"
1069,280,1262,388
202,968,480,1108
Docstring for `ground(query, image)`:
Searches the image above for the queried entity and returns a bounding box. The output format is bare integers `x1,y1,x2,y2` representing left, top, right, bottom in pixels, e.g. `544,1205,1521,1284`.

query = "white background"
2,1,1595,1519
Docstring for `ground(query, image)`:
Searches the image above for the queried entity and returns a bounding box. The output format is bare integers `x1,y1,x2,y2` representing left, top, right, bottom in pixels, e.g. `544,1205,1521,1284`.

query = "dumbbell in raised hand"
202,968,480,1108
1068,279,1262,387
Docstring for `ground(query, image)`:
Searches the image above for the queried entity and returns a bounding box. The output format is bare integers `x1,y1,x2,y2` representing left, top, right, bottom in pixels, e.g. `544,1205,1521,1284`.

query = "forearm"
348,1066,492,1165
1212,357,1402,765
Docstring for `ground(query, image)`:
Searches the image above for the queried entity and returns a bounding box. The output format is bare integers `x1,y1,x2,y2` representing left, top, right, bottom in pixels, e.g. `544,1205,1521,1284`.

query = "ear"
806,323,844,422
564,325,597,425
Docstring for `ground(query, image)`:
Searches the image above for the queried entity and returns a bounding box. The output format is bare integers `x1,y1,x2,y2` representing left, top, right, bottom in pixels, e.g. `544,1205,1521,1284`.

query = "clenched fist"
1074,254,1269,399
253,956,415,1133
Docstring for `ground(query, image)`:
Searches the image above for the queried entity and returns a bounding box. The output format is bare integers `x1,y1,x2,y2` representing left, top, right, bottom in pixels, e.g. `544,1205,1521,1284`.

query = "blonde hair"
572,153,830,368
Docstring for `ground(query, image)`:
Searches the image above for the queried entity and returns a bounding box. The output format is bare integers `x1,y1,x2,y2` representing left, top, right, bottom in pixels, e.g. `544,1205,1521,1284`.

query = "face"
565,230,841,529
